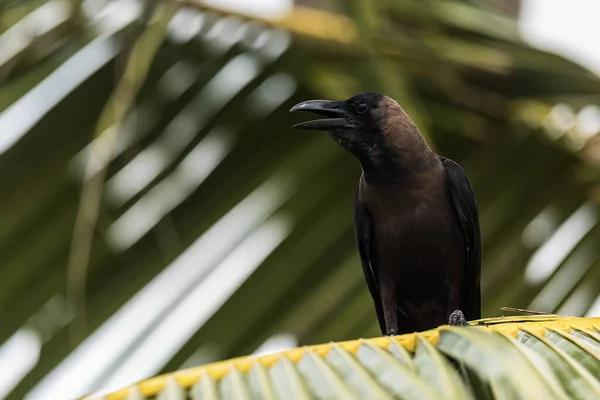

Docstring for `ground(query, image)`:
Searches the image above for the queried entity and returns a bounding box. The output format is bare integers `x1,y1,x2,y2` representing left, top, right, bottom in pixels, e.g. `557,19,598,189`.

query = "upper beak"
290,100,352,131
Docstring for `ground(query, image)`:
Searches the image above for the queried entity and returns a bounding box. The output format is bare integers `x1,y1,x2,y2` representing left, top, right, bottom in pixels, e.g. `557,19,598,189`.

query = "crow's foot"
448,310,468,326
386,328,398,336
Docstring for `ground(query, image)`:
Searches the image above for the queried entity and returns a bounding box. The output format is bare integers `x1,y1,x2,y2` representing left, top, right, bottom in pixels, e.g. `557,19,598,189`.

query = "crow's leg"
380,280,399,335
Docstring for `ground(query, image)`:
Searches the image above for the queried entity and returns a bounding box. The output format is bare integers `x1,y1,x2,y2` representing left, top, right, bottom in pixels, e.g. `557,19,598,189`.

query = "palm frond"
79,316,600,399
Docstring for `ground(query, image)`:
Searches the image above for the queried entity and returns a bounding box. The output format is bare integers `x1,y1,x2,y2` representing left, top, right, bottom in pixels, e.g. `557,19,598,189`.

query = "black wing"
354,188,386,334
440,156,482,321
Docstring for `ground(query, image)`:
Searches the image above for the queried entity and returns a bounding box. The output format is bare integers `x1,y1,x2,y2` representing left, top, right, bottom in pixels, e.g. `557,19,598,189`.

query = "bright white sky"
520,0,600,75
1,1,600,400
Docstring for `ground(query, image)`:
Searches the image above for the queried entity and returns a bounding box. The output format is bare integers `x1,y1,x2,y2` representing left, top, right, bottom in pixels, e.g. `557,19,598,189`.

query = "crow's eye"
356,103,369,114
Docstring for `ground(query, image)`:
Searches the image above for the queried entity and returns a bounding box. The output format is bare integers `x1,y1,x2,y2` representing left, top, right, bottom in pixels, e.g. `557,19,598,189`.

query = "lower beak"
290,100,352,131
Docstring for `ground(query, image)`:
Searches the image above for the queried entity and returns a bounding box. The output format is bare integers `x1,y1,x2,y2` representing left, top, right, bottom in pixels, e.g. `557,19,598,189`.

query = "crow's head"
291,92,426,168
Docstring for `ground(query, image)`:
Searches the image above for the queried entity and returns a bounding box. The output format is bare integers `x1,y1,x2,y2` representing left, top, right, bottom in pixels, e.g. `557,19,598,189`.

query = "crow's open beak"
290,100,352,131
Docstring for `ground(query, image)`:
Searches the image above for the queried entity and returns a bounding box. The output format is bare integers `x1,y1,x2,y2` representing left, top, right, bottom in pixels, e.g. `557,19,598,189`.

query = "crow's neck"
360,140,439,186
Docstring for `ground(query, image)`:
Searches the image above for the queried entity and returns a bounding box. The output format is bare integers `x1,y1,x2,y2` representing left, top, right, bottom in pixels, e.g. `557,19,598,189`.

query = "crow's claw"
448,310,468,326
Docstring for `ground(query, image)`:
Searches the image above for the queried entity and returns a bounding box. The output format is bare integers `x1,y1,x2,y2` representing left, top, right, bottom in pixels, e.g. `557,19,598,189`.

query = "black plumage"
291,92,481,335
